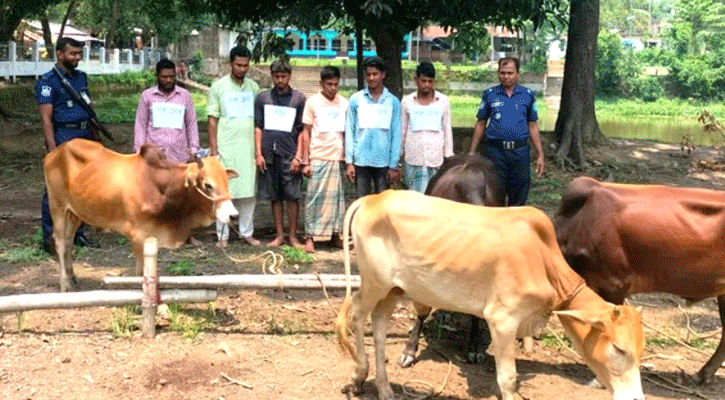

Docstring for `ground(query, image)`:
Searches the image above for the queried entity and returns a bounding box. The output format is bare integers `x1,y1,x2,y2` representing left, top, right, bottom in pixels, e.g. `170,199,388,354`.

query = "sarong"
305,160,346,241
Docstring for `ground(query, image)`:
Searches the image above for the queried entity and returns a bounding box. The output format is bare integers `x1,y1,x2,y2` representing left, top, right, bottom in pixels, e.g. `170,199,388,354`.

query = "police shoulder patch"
41,85,52,97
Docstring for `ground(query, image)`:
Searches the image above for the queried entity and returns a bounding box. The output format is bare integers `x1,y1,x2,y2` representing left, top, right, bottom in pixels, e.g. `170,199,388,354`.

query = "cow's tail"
335,196,365,359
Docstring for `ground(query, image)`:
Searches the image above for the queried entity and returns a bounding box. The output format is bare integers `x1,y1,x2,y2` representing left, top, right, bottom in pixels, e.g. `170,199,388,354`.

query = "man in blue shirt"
468,57,544,206
345,56,402,198
36,37,99,254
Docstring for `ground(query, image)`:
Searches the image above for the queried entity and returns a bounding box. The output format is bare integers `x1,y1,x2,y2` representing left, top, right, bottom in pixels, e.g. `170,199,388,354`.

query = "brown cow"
554,176,725,384
44,139,238,292
399,153,504,368
336,190,645,400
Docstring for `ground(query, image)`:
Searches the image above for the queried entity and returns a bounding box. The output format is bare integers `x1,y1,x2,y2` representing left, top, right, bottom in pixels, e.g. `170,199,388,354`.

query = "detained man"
300,66,349,252
207,46,261,248
400,61,453,192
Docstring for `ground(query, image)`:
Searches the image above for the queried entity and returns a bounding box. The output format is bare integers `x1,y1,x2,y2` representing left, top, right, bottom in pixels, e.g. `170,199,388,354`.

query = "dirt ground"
0,118,724,400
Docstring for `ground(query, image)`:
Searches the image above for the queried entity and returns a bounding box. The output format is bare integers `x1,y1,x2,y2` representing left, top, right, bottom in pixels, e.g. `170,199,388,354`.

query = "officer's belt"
486,138,528,150
54,121,90,130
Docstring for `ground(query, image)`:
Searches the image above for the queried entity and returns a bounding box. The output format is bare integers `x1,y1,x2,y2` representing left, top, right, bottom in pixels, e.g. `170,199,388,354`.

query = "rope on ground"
221,247,286,289
314,272,338,316
401,345,454,400
642,371,712,400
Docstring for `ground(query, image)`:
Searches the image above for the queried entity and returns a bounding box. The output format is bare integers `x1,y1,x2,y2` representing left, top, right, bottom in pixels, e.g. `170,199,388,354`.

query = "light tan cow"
335,190,645,400
44,139,238,292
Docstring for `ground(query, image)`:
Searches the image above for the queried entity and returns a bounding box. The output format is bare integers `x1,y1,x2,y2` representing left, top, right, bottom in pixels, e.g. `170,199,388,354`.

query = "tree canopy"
1,0,64,42
206,0,569,97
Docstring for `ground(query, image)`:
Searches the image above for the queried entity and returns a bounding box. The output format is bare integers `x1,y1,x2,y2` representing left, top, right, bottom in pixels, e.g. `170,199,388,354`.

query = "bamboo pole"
104,274,361,290
142,237,159,338
0,289,217,313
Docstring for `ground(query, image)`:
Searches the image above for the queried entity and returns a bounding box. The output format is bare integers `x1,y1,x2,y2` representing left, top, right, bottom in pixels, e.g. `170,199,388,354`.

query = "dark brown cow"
44,139,238,292
398,153,504,368
554,176,725,384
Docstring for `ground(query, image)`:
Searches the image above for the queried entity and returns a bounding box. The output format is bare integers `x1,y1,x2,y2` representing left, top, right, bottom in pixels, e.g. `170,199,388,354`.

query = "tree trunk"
0,7,25,43
105,0,121,50
368,27,403,99
41,13,54,54
554,0,604,169
58,0,78,41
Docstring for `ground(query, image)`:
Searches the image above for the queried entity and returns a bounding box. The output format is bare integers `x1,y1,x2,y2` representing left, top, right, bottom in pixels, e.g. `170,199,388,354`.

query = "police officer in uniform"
36,37,99,253
468,57,544,206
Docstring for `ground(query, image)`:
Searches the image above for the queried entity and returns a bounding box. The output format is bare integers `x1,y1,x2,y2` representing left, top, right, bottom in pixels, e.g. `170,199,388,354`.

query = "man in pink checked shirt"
134,59,199,163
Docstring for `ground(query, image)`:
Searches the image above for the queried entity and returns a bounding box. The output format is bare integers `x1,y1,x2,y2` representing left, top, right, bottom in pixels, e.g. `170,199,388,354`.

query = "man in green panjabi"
207,46,261,248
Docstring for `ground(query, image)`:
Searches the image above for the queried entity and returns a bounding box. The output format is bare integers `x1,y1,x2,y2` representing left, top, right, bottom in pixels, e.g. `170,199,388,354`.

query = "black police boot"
74,233,100,248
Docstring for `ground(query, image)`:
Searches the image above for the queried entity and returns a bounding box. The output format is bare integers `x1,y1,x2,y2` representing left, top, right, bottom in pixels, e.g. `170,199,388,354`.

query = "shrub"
635,76,664,102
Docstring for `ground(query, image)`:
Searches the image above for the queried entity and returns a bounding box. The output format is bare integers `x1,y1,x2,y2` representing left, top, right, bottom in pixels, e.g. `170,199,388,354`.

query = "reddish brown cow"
399,153,504,368
554,176,725,384
44,139,238,292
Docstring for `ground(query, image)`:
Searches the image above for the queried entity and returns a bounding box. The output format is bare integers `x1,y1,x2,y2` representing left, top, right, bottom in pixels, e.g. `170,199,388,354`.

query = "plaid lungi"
305,160,346,241
404,163,440,193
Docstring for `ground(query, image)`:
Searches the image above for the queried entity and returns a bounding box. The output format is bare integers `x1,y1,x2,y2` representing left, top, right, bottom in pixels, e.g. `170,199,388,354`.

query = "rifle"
52,66,114,142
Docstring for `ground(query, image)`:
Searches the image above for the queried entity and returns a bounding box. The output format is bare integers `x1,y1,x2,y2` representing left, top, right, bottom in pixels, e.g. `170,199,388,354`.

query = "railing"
0,42,166,80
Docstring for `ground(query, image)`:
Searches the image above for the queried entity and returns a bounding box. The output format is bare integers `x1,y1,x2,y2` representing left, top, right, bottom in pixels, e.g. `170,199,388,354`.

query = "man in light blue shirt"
345,56,402,198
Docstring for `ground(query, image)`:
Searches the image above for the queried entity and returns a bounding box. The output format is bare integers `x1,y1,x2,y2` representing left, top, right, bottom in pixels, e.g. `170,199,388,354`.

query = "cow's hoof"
377,386,395,400
397,352,416,368
585,378,605,389
341,383,363,395
467,351,487,364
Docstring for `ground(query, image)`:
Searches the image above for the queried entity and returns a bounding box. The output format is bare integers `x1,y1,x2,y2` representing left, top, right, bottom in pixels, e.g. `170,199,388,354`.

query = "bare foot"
244,236,261,246
267,236,285,247
215,239,228,248
303,238,315,253
289,236,304,249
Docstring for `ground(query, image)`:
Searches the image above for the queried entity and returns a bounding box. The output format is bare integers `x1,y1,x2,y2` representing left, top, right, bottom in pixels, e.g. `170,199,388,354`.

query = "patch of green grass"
167,303,218,339
116,237,128,245
165,259,195,276
0,245,50,262
688,337,718,350
108,305,139,337
32,228,43,244
646,336,678,348
537,332,572,350
281,245,315,264
74,245,90,258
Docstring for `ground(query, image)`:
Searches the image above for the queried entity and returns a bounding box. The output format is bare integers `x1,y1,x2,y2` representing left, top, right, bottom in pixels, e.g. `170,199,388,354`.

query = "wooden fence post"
142,237,158,338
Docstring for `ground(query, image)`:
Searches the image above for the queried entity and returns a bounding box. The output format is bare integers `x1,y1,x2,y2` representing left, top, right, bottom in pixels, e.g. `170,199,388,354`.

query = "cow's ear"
184,164,200,188
554,309,607,331
226,169,239,180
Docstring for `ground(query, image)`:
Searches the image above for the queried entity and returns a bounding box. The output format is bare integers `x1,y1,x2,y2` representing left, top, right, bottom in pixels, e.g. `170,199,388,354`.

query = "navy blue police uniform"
476,84,538,206
36,68,95,250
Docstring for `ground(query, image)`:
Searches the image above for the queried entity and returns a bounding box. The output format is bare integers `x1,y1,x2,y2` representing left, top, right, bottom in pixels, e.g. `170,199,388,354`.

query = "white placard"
409,104,443,132
264,104,296,132
222,91,254,119
358,103,392,130
317,106,345,133
151,102,185,129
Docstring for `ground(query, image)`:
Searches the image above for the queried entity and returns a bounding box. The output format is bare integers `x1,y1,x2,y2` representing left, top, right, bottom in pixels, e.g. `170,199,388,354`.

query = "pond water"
537,113,722,147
